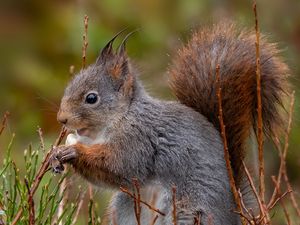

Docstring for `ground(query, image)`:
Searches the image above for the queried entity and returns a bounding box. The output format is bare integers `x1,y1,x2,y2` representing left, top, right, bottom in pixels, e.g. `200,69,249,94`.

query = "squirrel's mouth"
76,128,90,137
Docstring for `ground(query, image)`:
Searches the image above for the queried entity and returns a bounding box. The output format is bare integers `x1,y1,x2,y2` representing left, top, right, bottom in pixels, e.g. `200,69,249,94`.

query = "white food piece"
65,133,78,146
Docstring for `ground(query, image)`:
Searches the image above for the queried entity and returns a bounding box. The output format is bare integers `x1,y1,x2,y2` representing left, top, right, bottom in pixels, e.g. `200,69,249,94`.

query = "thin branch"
112,208,118,225
242,161,265,223
283,168,300,217
150,215,159,225
82,15,89,68
269,91,295,208
150,190,158,221
215,64,244,223
69,65,75,76
172,186,177,225
0,111,9,136
193,212,201,225
25,178,35,225
37,126,45,152
207,214,214,225
253,1,265,205
88,185,95,225
57,166,68,225
120,187,166,216
270,176,292,225
237,189,252,221
133,178,141,225
71,190,85,225
233,211,253,225
11,127,67,225
267,190,291,211
280,92,300,218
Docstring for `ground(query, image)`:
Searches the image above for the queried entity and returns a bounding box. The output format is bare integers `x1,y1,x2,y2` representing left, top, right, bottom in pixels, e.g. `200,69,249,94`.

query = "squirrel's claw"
50,145,78,174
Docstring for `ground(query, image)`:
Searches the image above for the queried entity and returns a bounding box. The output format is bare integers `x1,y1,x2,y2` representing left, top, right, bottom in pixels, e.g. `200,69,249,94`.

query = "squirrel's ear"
108,55,130,80
109,57,134,97
96,29,127,65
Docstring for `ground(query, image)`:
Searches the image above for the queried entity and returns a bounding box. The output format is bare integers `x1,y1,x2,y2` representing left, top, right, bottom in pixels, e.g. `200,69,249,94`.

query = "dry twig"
57,167,69,225
242,161,265,223
268,91,300,220
150,215,159,225
120,187,165,216
112,208,118,225
37,126,45,152
69,65,75,76
11,127,67,225
0,111,9,136
82,15,89,68
25,178,35,225
172,186,177,225
253,1,265,205
132,178,142,225
71,190,85,225
215,64,245,223
193,212,201,225
271,176,291,225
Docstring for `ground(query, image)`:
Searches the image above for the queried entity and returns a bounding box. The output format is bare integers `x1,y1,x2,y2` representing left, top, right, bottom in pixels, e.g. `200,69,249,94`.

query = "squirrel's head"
57,31,136,137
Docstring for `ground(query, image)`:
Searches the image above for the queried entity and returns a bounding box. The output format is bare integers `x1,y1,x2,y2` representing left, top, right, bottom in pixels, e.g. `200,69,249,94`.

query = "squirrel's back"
168,22,289,185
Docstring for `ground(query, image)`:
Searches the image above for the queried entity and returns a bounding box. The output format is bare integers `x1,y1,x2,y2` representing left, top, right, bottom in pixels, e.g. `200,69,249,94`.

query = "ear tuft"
117,29,140,56
96,29,128,65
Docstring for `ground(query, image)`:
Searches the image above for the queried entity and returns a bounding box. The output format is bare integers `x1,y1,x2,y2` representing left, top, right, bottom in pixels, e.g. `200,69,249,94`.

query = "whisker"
35,94,59,110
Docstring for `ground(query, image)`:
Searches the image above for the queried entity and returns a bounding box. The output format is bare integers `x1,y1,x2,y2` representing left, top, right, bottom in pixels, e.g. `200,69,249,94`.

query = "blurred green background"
0,0,300,224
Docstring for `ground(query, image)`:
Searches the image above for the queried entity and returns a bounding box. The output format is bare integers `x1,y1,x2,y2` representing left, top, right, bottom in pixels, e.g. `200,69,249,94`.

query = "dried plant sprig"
271,176,291,225
11,127,67,225
253,0,265,205
268,176,291,210
269,92,295,206
242,161,265,223
0,111,10,136
37,126,45,152
236,190,253,224
120,186,166,216
82,15,89,68
194,212,201,225
71,189,85,225
69,65,75,76
280,92,300,218
112,208,118,225
88,184,95,225
25,178,35,225
172,186,177,225
57,166,69,225
81,15,96,224
150,214,159,225
132,178,142,225
215,64,244,223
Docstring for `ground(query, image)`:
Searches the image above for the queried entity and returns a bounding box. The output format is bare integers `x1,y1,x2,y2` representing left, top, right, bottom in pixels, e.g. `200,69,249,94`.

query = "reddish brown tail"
168,22,289,184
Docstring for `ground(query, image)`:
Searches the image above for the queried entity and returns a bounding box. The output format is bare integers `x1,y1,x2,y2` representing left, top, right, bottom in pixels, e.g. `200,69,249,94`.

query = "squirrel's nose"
57,110,69,125
59,118,68,125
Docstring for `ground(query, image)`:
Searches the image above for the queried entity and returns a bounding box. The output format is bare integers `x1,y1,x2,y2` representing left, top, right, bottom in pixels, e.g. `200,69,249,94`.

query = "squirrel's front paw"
50,145,78,174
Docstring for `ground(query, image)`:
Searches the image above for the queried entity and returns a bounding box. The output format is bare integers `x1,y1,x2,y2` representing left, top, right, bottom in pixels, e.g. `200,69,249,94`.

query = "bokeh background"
0,0,300,224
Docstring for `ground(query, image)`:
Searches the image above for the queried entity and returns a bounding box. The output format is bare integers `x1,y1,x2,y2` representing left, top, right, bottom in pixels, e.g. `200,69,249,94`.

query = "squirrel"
51,22,289,225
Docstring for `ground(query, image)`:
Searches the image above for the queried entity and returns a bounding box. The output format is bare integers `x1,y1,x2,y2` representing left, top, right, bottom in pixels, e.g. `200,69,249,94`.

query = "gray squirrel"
51,22,289,224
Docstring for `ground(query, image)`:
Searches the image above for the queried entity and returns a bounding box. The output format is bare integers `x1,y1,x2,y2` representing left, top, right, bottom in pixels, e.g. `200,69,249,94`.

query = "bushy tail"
168,22,289,185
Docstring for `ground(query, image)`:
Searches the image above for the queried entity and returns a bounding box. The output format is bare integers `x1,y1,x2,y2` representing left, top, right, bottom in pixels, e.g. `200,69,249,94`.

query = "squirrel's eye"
85,93,98,104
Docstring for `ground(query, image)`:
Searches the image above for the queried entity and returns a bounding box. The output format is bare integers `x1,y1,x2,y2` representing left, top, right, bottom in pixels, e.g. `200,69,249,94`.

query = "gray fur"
58,57,239,224
104,83,239,224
